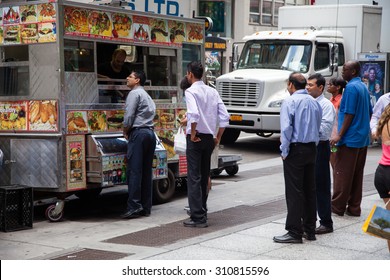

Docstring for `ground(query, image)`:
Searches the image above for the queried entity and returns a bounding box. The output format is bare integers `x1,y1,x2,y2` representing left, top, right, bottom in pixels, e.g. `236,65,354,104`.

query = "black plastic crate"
0,185,33,232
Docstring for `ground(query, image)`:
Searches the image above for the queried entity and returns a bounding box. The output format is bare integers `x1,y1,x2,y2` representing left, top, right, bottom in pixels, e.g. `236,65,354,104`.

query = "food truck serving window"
0,45,29,96
64,40,94,72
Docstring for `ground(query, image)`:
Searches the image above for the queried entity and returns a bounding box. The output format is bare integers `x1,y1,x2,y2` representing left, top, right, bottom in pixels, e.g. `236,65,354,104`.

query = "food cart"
0,0,206,221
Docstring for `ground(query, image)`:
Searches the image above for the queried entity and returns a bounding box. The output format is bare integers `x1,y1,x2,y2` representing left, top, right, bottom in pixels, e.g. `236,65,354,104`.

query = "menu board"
66,109,124,134
66,135,87,191
63,5,204,47
0,3,57,46
0,100,58,132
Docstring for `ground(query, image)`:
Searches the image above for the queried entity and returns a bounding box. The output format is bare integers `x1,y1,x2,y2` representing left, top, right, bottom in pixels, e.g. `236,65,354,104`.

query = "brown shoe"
345,210,360,217
315,225,333,234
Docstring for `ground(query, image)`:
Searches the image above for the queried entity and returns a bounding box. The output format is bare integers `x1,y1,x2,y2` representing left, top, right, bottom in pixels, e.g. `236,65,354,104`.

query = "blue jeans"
126,127,156,212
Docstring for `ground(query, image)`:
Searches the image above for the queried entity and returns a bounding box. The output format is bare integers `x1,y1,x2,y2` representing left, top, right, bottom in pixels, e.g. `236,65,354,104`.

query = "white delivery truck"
216,4,382,144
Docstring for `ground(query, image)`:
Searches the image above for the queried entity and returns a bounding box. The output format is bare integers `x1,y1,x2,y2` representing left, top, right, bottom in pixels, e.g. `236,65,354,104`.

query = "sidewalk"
0,145,389,260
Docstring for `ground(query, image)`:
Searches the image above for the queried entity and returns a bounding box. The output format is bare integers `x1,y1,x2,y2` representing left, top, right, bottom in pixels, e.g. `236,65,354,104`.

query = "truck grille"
218,82,262,107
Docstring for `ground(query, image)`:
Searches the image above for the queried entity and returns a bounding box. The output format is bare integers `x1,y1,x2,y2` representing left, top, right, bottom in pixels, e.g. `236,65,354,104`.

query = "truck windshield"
237,40,312,73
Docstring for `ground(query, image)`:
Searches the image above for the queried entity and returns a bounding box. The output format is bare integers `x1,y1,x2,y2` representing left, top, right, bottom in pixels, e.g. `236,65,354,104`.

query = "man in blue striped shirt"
274,72,322,244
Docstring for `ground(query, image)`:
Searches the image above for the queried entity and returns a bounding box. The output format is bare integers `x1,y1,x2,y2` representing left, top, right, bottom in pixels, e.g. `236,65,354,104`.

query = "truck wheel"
256,132,273,138
153,168,175,204
225,165,239,176
220,128,240,144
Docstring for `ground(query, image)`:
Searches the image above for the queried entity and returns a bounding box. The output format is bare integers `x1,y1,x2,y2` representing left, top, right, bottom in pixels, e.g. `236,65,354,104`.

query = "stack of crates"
0,185,33,232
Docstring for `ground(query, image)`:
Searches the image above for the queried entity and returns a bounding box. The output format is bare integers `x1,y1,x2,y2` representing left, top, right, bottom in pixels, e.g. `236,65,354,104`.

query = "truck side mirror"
329,43,339,73
232,43,240,70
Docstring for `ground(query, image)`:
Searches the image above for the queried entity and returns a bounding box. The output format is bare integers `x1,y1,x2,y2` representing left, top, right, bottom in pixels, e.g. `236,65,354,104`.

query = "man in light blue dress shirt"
274,72,322,244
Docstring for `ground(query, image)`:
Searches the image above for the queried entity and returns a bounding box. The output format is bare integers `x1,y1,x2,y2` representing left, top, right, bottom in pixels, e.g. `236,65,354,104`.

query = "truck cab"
216,29,344,144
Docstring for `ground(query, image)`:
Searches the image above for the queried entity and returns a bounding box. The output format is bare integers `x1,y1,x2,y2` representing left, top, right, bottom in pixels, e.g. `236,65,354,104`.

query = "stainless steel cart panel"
29,44,60,100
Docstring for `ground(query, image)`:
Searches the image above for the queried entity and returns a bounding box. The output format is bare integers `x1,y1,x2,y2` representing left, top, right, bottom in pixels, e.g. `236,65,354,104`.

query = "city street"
1,134,389,261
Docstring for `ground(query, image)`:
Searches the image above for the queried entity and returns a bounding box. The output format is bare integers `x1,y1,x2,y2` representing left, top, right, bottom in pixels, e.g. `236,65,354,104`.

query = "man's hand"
214,138,220,147
330,134,341,146
191,135,201,142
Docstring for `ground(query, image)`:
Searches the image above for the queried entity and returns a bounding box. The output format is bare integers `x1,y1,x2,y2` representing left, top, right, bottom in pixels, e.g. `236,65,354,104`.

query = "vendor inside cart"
97,48,131,103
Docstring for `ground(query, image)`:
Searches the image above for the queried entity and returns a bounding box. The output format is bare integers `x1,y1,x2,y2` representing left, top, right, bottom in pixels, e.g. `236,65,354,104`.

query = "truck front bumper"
228,112,280,132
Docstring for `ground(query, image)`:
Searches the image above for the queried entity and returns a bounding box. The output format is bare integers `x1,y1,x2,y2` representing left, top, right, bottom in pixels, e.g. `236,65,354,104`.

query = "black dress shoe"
273,233,302,244
315,225,333,234
303,232,316,241
139,209,151,217
183,219,208,228
120,207,143,219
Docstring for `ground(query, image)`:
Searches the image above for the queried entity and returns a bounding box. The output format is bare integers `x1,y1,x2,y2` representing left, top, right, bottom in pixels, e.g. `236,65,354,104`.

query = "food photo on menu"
150,19,168,43
21,23,38,44
106,110,124,131
67,111,88,134
88,10,111,36
64,6,89,34
37,2,56,21
38,22,56,42
87,110,107,132
20,4,37,23
168,21,186,43
187,23,204,43
111,12,132,38
3,25,20,44
3,6,20,25
0,101,27,131
28,100,58,131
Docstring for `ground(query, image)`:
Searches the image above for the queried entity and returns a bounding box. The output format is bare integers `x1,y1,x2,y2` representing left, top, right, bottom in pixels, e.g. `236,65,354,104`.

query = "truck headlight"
268,100,284,108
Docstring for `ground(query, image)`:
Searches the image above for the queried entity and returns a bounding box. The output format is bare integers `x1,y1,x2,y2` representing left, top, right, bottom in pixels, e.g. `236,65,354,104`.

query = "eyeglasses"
128,75,137,79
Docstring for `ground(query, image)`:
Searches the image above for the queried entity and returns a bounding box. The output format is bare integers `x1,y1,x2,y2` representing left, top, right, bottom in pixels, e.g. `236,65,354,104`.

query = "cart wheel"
153,168,175,204
45,204,64,222
225,165,239,176
211,169,223,177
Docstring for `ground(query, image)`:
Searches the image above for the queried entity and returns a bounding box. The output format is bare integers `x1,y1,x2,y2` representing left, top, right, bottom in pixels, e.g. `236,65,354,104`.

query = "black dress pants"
186,133,214,222
283,142,317,237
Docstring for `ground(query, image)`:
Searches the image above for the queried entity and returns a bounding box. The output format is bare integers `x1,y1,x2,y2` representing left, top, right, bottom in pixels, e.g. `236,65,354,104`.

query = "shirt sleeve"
319,101,335,140
217,96,230,128
123,91,138,128
280,99,294,158
185,90,200,126
370,98,385,133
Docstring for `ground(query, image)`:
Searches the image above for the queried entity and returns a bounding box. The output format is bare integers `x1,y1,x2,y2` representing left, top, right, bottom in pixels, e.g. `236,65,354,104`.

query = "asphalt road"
219,132,281,164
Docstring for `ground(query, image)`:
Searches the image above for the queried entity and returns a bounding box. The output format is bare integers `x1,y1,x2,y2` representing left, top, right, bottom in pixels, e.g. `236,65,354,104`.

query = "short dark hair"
329,77,347,94
289,72,306,90
180,76,191,92
348,60,361,77
308,73,326,89
187,61,204,79
132,70,146,86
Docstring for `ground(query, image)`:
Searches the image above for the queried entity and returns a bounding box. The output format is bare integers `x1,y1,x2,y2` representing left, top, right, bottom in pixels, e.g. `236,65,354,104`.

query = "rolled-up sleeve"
218,97,230,128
